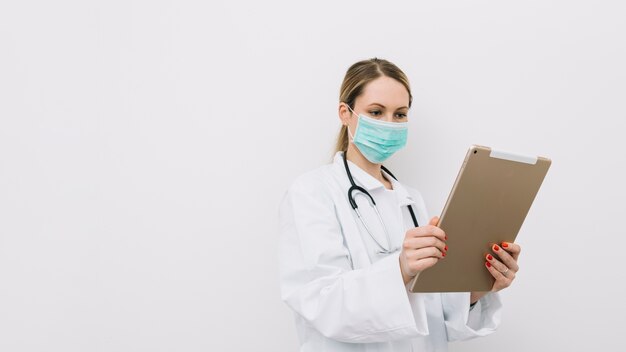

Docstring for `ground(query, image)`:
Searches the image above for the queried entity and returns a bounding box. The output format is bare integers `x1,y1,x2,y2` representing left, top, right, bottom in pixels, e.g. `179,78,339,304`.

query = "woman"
278,58,521,351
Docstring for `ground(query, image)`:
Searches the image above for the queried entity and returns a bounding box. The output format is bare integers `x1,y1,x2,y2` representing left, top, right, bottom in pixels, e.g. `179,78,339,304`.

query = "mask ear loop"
345,104,359,142
347,126,355,141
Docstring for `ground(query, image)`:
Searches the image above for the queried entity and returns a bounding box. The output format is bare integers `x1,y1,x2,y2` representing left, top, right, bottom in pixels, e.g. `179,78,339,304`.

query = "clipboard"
409,145,551,292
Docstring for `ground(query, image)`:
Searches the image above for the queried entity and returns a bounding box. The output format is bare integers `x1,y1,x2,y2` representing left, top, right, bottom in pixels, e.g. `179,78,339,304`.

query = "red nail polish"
445,235,448,240
442,252,446,257
444,245,448,251
502,242,509,248
486,261,491,268
493,244,499,251
487,254,493,261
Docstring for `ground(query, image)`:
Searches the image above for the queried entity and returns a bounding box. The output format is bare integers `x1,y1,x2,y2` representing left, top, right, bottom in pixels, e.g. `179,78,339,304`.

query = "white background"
1,1,625,351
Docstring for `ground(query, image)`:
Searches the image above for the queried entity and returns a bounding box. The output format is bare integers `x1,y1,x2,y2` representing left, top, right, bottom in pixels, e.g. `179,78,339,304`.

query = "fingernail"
486,254,493,261
444,235,448,241
493,244,500,251
442,252,446,257
502,242,509,248
486,262,491,268
444,245,448,251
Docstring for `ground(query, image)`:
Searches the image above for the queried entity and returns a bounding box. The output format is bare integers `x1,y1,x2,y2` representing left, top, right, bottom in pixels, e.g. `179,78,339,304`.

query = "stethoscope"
342,151,419,254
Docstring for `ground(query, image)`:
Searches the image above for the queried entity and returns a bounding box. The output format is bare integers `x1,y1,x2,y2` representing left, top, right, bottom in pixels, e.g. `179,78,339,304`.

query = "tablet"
409,145,551,292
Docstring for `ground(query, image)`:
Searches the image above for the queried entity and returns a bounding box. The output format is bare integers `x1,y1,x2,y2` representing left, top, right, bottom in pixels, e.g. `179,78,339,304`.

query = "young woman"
279,58,521,352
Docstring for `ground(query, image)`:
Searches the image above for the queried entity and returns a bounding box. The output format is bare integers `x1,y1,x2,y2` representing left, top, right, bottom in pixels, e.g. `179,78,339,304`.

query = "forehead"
357,76,410,108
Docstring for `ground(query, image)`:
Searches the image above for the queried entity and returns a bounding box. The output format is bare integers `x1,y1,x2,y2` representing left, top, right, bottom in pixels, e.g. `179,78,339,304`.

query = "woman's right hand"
399,216,448,285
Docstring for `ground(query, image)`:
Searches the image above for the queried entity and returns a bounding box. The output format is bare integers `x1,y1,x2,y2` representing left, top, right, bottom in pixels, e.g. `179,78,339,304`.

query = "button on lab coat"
279,152,502,352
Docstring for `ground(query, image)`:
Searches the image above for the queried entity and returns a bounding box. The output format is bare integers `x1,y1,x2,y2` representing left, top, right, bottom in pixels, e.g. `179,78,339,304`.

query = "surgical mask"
346,106,408,164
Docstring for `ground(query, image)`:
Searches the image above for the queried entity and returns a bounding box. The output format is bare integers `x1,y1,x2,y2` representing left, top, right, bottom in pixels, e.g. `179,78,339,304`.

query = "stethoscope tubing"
342,151,419,254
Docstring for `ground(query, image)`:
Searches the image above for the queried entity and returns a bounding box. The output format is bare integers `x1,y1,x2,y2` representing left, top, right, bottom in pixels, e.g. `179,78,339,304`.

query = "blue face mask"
347,105,408,164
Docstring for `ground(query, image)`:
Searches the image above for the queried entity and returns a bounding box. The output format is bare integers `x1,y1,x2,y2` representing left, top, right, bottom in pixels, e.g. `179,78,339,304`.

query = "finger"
501,242,521,261
408,257,440,273
485,261,513,291
491,244,519,272
485,254,516,279
403,239,448,256
406,225,446,241
428,217,448,240
412,246,446,260
403,236,448,253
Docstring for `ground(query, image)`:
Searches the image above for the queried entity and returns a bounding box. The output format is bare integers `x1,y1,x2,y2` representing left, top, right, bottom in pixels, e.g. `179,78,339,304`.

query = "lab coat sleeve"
441,292,503,341
278,176,429,343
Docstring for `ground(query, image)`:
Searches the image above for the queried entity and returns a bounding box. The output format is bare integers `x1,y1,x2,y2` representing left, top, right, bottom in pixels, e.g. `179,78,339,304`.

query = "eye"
394,112,408,119
369,110,382,117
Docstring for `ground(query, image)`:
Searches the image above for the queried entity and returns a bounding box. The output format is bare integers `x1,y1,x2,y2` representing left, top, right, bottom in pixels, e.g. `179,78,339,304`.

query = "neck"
345,145,391,188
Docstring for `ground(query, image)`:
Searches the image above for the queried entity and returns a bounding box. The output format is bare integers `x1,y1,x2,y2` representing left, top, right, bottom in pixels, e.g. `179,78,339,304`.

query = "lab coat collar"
332,151,416,207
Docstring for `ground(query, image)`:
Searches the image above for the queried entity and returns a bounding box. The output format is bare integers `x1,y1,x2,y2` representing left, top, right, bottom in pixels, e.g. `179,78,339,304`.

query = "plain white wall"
1,0,624,351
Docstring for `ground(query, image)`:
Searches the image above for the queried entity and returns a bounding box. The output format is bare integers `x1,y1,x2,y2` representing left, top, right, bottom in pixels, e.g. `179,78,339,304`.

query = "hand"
471,241,521,303
485,242,521,291
399,216,447,285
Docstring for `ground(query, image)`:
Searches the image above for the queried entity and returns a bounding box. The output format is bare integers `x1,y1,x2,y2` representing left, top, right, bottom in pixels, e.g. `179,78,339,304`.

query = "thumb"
429,216,439,226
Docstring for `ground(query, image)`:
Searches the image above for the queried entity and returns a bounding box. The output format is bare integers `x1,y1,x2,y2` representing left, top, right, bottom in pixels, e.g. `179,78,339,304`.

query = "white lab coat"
279,152,502,352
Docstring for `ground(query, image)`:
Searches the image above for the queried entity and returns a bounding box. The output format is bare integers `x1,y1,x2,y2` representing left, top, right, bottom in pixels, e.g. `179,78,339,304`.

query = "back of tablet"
409,145,551,292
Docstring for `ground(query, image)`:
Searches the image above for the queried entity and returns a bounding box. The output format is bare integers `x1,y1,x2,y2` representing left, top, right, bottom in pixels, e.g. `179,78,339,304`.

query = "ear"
338,102,352,126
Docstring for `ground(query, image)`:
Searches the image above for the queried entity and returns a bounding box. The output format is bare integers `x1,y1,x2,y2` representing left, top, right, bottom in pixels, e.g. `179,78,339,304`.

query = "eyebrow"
367,103,409,110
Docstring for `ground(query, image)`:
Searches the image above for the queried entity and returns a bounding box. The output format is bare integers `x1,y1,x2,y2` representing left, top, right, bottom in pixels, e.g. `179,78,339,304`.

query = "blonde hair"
335,58,413,153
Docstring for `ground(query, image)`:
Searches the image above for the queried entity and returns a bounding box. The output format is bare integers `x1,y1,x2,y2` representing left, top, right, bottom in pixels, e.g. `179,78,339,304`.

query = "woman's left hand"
485,242,521,291
470,242,521,304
